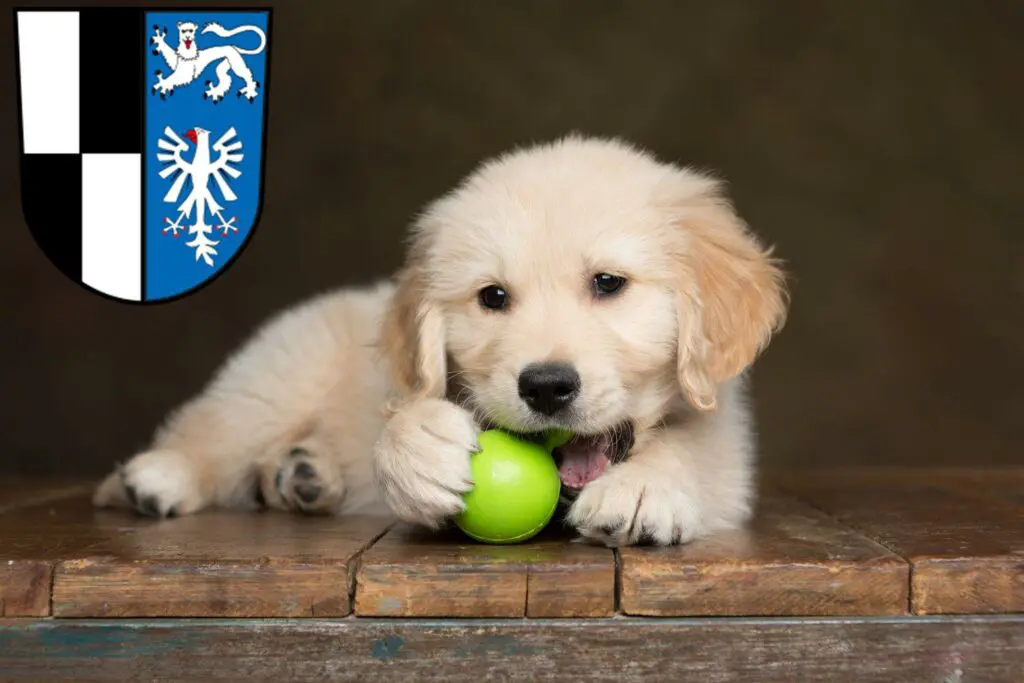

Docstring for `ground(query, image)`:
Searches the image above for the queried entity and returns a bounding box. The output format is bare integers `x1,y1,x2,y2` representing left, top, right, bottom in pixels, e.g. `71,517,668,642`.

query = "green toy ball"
454,428,573,544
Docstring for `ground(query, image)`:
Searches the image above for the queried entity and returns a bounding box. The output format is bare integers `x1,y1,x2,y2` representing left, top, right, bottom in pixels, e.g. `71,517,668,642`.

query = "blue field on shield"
144,10,269,301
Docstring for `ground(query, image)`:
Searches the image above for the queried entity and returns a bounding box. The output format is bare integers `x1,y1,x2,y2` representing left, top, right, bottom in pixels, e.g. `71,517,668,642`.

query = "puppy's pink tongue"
556,434,611,490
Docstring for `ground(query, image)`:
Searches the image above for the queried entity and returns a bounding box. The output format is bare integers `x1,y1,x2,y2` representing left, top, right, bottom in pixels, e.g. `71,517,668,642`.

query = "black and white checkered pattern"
17,8,146,301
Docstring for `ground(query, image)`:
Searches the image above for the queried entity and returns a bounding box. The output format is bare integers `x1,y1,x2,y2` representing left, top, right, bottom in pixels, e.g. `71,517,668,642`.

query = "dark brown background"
2,1,1021,477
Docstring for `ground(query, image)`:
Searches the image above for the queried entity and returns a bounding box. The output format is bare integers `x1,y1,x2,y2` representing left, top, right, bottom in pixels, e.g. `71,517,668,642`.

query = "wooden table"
1,469,1022,682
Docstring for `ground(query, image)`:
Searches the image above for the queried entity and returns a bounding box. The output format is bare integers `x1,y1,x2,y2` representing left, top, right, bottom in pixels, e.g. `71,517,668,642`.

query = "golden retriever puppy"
94,135,787,547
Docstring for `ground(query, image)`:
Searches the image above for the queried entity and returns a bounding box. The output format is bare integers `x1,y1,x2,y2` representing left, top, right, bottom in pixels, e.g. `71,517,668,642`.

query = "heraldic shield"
14,7,272,303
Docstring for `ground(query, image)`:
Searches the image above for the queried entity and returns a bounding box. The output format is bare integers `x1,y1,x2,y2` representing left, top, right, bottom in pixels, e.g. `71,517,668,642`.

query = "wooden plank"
1,617,1023,682
354,524,615,617
907,468,1024,511
619,489,909,616
0,495,392,618
776,467,1024,509
54,559,352,618
778,470,1024,615
0,478,93,514
0,478,93,616
0,562,50,618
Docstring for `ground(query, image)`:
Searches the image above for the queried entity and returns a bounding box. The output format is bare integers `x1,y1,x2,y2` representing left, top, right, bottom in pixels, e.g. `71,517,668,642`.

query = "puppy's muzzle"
518,362,580,416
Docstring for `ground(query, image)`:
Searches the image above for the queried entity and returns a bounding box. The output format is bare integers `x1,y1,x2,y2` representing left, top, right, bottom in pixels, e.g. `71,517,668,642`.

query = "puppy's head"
381,136,786,488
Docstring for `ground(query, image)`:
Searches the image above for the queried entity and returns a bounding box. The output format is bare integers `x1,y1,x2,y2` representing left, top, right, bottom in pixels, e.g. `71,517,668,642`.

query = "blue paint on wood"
370,634,405,660
452,634,544,658
0,622,203,660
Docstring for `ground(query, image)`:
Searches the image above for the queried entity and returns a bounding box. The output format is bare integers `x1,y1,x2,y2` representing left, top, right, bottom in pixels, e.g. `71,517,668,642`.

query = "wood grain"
778,469,1024,615
354,524,615,617
620,489,909,616
0,479,93,616
0,494,392,617
776,467,1024,508
54,559,352,618
0,479,94,514
3,471,1020,620
2,617,1022,682
0,561,50,617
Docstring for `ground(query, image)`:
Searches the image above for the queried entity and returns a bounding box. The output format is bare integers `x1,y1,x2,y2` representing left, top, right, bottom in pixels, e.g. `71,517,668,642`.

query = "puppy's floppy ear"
672,178,788,411
380,258,447,406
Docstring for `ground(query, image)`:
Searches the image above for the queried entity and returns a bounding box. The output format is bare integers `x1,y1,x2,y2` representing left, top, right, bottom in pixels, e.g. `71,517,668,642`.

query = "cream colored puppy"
94,136,787,547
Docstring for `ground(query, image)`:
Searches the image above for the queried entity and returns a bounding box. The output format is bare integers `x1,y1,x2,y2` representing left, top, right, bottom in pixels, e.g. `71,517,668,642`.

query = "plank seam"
773,484,911,560
773,483,914,615
613,548,622,615
47,560,55,618
6,614,1024,626
346,521,395,611
907,563,917,616
524,564,530,617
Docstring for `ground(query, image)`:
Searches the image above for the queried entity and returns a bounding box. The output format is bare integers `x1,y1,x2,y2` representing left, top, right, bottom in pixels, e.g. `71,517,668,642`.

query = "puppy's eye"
478,285,510,311
593,273,627,297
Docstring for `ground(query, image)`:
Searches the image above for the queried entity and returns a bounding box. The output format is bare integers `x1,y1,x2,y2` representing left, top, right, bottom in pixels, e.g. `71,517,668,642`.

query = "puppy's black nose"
518,362,581,416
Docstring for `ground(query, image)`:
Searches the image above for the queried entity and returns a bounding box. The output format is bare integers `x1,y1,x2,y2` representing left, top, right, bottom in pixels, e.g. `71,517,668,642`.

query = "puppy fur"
94,135,787,547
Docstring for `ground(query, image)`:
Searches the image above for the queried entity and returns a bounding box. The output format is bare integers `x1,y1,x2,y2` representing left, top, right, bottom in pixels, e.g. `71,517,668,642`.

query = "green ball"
454,429,563,544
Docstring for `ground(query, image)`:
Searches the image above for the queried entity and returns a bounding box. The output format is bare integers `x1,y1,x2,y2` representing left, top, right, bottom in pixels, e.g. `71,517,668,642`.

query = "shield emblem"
14,7,272,303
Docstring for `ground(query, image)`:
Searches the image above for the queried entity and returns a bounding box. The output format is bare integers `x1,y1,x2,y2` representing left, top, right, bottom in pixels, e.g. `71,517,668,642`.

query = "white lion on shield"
151,20,266,103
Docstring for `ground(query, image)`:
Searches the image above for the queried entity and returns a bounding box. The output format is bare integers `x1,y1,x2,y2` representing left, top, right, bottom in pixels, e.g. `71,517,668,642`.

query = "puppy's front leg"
93,392,258,518
567,423,754,547
373,398,479,528
93,448,212,518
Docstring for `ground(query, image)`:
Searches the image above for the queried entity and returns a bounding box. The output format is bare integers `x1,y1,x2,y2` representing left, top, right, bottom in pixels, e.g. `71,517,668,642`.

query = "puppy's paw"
374,398,479,528
567,461,704,547
93,449,202,519
260,447,346,515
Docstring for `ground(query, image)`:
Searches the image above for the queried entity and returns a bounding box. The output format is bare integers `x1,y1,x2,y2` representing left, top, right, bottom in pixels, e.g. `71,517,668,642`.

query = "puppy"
94,135,787,547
